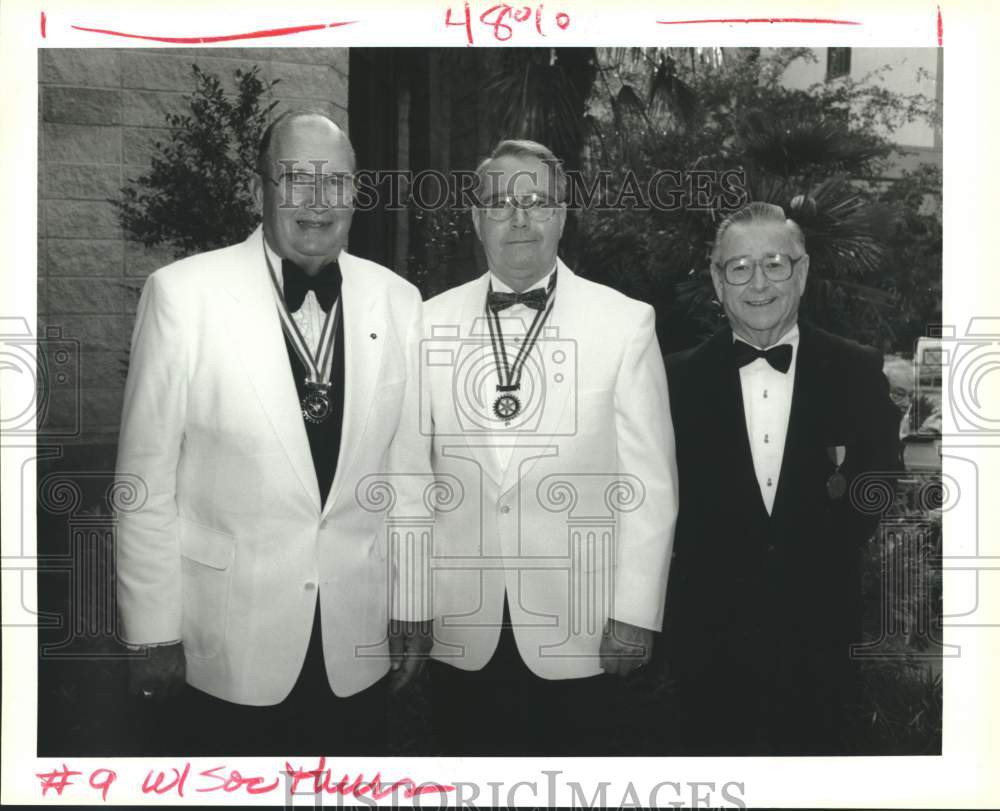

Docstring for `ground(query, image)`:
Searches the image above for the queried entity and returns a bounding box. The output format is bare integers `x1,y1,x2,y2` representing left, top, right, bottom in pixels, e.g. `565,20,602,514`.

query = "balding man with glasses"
421,140,678,754
661,202,902,755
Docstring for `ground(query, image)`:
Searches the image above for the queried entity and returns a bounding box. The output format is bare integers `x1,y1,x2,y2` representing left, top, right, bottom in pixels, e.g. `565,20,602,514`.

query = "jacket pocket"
178,517,235,658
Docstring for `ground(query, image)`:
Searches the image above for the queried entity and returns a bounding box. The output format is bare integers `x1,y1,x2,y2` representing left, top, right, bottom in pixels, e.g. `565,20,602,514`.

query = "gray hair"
711,201,806,266
474,139,568,205
256,108,357,177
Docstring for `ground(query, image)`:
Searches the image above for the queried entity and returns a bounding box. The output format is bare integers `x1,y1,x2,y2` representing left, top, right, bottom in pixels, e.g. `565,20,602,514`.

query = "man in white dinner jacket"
115,110,432,755
422,139,678,754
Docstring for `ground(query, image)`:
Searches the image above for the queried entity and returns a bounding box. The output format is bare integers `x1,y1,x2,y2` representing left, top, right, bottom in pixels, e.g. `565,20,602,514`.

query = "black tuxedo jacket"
662,322,902,688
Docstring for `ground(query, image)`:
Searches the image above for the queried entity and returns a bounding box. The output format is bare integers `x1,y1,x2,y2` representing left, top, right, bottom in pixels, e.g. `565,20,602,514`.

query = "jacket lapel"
697,327,771,522
454,273,506,489
322,252,385,516
226,227,321,511
498,259,578,496
771,322,827,522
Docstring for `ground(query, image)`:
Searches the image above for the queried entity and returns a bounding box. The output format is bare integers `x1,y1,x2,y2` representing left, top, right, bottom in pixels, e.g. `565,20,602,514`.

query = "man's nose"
749,262,771,290
509,206,530,227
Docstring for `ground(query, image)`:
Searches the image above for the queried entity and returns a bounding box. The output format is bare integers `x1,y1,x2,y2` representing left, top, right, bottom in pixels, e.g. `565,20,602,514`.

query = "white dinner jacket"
422,260,678,679
115,226,430,704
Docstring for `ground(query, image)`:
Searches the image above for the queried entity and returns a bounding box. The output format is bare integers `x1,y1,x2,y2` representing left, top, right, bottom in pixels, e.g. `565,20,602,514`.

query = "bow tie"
733,340,793,373
487,288,549,312
281,258,342,313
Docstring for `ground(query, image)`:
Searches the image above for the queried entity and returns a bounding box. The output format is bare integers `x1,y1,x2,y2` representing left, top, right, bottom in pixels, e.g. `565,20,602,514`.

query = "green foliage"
480,48,597,171
572,48,941,353
408,206,475,300
851,481,943,753
113,64,278,258
855,660,942,754
865,163,943,352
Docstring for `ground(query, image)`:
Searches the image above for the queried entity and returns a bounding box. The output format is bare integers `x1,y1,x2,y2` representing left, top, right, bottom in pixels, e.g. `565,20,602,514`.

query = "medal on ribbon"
484,272,557,424
265,249,341,425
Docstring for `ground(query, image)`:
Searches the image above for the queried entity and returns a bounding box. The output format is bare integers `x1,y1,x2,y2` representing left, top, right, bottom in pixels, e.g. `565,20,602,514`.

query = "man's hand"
127,642,186,703
599,619,653,676
388,619,433,692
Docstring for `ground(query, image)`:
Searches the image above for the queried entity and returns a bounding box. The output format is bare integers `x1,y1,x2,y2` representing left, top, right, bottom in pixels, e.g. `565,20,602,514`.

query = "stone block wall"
38,47,349,446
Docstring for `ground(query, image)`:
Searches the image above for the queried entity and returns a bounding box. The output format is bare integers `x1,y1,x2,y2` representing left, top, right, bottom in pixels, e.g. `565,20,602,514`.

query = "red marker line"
657,17,861,26
69,20,355,44
937,6,943,46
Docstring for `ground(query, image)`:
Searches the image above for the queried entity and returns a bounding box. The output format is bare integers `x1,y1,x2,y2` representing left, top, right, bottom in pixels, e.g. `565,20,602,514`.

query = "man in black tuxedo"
662,202,902,755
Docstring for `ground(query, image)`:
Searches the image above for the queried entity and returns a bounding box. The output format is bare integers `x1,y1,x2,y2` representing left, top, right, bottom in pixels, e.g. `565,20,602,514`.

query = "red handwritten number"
89,769,117,802
481,4,514,41
447,2,569,42
445,1,473,45
37,765,82,796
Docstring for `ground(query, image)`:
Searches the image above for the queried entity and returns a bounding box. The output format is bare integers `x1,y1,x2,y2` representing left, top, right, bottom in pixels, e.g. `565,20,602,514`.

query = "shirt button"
763,390,768,399
766,478,773,487
304,582,316,591
500,505,511,514
764,434,769,444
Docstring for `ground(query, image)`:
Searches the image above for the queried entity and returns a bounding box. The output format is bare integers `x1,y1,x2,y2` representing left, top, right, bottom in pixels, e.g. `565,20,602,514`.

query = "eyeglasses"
266,171,354,206
716,253,805,286
480,192,563,222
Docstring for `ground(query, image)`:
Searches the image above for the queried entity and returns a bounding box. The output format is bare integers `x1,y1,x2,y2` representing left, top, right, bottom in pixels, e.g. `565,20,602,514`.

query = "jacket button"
500,505,511,514
319,519,329,530
304,582,316,590
765,544,776,554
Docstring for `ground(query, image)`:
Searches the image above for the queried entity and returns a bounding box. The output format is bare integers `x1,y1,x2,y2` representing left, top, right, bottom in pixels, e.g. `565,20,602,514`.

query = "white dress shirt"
735,324,800,515
265,240,334,371
486,267,556,473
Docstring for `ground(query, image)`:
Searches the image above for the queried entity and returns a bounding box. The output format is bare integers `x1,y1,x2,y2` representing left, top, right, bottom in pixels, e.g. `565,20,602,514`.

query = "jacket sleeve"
847,346,904,539
609,305,679,631
115,271,189,645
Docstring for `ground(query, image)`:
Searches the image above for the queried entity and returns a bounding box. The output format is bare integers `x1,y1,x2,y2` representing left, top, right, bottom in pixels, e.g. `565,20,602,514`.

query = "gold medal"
492,392,522,423
826,471,847,500
302,383,332,424
484,273,557,425
265,246,340,428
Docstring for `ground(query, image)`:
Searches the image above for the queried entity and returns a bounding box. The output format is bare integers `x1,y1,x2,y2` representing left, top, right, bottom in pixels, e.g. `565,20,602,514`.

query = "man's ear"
556,203,568,239
710,265,725,303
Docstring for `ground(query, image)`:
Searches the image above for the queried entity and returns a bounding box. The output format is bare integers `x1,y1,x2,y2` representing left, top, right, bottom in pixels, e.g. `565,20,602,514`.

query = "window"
826,47,851,81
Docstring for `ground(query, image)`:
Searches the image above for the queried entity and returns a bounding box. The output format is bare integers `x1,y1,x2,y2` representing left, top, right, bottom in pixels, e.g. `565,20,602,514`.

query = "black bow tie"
487,288,549,312
733,340,793,373
281,259,342,313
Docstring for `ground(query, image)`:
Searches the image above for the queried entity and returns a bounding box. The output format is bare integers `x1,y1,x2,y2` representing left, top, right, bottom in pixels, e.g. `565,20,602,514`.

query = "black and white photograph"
2,1,998,807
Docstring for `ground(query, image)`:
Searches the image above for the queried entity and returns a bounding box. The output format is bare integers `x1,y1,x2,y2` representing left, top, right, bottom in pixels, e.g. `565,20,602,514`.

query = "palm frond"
798,176,897,280
648,55,698,125
738,110,890,177
481,49,595,165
